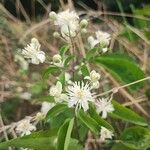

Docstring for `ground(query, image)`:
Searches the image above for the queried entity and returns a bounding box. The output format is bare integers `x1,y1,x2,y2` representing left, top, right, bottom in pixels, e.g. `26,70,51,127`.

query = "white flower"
67,81,95,111
52,54,64,67
88,31,111,49
85,70,100,89
100,127,114,142
85,70,100,82
96,98,114,119
22,38,45,64
88,36,99,49
49,81,68,102
96,31,110,47
53,9,79,39
41,102,55,115
16,119,36,136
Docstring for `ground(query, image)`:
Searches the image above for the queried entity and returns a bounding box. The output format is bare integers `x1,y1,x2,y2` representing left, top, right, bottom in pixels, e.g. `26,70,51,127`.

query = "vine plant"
0,9,150,150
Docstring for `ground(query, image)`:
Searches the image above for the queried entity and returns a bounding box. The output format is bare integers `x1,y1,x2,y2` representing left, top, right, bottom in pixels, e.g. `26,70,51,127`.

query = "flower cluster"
22,38,45,64
18,9,114,143
49,9,88,41
88,30,111,53
100,127,114,142
16,118,36,136
67,81,95,111
96,98,114,119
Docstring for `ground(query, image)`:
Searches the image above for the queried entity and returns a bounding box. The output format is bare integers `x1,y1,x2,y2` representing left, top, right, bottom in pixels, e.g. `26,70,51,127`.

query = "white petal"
68,99,77,108
102,111,107,119
56,81,62,94
36,51,45,63
84,76,91,80
91,81,100,89
31,57,39,64
88,36,99,48
102,48,108,53
81,100,89,111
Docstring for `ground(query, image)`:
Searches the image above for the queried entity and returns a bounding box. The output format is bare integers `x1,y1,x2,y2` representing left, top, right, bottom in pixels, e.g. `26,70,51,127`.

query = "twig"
99,67,150,118
97,76,150,97
0,4,19,23
143,43,149,71
0,112,12,150
123,98,147,106
19,19,50,43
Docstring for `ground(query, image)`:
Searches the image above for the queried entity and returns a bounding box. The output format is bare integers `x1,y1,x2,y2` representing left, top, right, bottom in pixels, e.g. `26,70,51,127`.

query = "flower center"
76,90,84,100
21,123,28,129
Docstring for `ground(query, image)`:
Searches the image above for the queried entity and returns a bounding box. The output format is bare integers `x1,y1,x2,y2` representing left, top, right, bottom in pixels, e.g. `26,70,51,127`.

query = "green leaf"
59,45,70,56
36,95,55,103
80,65,90,77
46,103,68,121
78,123,88,142
42,66,60,79
77,109,100,135
68,139,83,150
64,55,75,67
49,109,74,128
120,126,150,150
57,118,74,150
59,73,65,87
86,48,98,61
64,118,74,150
88,104,114,131
31,82,44,94
0,129,57,150
109,100,148,126
112,142,134,150
94,54,145,90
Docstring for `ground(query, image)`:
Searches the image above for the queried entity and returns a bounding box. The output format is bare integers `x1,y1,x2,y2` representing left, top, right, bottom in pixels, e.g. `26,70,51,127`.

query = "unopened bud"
31,38,38,44
80,19,88,28
81,28,87,34
53,54,62,63
53,32,60,38
49,11,57,21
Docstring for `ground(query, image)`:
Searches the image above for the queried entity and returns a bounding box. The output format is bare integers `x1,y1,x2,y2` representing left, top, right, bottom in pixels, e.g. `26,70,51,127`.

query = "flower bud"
80,19,88,28
81,28,87,34
49,11,57,21
31,38,39,43
90,70,100,82
53,54,62,63
53,32,60,38
91,81,100,89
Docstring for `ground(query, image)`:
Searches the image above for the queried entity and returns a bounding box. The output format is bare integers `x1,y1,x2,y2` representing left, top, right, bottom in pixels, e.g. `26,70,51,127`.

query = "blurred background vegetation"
0,0,150,148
